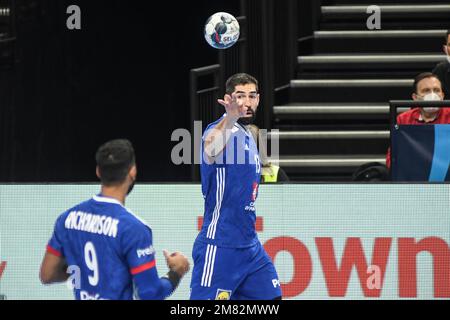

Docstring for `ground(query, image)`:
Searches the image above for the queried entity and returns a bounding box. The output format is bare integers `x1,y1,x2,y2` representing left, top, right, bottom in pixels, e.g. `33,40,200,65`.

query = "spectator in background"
386,72,450,168
432,30,450,98
247,124,289,183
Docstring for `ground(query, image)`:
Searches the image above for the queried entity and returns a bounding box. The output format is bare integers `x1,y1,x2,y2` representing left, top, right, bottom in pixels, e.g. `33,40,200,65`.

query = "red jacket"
386,107,450,168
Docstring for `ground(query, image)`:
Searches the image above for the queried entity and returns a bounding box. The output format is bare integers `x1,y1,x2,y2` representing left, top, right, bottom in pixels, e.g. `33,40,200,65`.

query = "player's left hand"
163,249,190,276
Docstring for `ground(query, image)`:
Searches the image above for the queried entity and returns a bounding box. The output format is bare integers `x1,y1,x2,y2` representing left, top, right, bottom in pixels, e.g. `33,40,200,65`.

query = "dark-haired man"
386,72,450,168
40,139,189,299
190,73,282,300
432,30,450,98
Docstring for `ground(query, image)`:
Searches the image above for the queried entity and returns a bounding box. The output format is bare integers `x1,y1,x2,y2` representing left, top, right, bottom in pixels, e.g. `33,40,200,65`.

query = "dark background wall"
0,0,240,182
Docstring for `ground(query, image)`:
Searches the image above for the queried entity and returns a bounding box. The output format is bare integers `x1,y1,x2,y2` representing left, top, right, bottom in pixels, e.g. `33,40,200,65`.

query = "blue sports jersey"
197,115,261,248
47,194,171,300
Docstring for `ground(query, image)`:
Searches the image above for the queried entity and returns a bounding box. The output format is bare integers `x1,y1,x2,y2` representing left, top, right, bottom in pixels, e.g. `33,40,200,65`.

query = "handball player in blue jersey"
39,139,190,300
190,73,282,300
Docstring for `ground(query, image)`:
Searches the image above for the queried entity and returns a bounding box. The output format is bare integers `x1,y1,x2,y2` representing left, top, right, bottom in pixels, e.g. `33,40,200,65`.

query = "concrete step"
290,78,413,101
270,155,386,167
313,29,446,53
325,0,450,5
315,29,446,39
290,78,413,103
320,21,450,31
273,103,409,118
321,4,450,17
291,78,413,87
269,130,390,140
298,54,446,70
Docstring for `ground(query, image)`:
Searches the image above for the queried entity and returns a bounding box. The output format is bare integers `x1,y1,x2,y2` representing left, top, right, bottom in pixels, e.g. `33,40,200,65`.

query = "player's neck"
100,186,126,205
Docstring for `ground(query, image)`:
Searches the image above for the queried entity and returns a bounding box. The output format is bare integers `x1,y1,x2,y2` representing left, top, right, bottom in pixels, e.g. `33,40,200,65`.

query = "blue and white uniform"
47,194,174,300
190,116,282,300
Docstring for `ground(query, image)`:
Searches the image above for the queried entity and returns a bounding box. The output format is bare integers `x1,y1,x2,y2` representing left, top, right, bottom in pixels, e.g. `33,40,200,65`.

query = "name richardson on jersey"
64,211,119,238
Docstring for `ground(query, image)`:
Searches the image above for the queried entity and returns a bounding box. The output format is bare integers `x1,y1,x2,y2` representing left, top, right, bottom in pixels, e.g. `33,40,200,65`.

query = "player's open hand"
163,249,190,277
217,93,246,121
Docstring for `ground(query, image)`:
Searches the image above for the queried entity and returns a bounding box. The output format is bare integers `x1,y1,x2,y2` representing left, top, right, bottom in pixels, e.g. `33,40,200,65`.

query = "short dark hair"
225,73,258,95
413,72,440,94
95,139,135,185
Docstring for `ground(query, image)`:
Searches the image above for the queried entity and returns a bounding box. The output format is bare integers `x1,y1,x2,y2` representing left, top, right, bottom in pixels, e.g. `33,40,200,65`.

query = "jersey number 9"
84,242,99,286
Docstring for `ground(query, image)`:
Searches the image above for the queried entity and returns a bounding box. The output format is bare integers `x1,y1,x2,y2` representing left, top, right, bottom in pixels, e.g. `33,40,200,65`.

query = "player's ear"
412,93,418,100
96,166,101,179
129,165,137,180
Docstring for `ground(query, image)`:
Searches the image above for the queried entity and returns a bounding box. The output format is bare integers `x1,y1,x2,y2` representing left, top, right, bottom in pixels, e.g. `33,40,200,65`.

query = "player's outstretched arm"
204,93,247,159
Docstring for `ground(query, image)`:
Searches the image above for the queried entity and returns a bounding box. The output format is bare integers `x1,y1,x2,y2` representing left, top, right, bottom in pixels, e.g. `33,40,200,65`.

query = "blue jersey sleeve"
47,214,65,257
121,222,174,299
122,223,156,273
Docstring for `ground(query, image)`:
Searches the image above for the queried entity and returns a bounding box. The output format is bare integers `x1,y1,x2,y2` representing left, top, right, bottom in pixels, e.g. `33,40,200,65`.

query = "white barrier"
0,184,449,299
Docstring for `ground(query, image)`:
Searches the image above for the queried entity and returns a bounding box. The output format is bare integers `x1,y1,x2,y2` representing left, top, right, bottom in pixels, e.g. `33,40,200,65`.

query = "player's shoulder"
87,195,151,230
55,197,92,222
119,209,152,231
204,115,226,132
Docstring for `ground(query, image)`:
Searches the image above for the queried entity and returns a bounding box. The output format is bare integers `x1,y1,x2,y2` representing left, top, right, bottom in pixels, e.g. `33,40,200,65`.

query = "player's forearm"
133,268,176,300
40,265,69,284
204,115,238,158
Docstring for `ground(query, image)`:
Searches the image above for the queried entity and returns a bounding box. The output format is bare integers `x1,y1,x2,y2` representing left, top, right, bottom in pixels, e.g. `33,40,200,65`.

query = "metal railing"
189,64,221,181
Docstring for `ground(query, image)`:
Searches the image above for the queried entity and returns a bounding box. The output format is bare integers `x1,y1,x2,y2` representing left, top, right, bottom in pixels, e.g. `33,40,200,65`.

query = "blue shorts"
189,240,282,300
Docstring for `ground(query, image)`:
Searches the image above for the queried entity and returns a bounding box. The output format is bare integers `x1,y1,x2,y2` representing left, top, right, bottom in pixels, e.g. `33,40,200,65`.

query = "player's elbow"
39,263,58,285
39,268,52,284
204,141,219,161
137,286,162,300
204,148,215,159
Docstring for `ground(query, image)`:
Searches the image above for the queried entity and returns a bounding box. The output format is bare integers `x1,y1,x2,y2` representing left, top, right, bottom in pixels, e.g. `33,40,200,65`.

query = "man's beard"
238,108,256,126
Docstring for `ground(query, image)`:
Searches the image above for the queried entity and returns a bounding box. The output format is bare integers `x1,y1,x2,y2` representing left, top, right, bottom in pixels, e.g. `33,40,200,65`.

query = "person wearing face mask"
40,139,190,299
432,30,450,98
385,72,450,168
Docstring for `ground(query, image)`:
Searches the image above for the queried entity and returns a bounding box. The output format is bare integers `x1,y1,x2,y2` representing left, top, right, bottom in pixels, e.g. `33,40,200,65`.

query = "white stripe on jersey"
206,168,225,239
206,169,220,238
201,244,212,287
201,244,217,287
211,168,225,239
207,245,217,287
206,170,219,238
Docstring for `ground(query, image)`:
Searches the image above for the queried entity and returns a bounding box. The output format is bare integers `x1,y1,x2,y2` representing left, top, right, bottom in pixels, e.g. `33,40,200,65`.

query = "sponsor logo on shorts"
80,290,107,300
215,289,232,300
272,279,281,288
